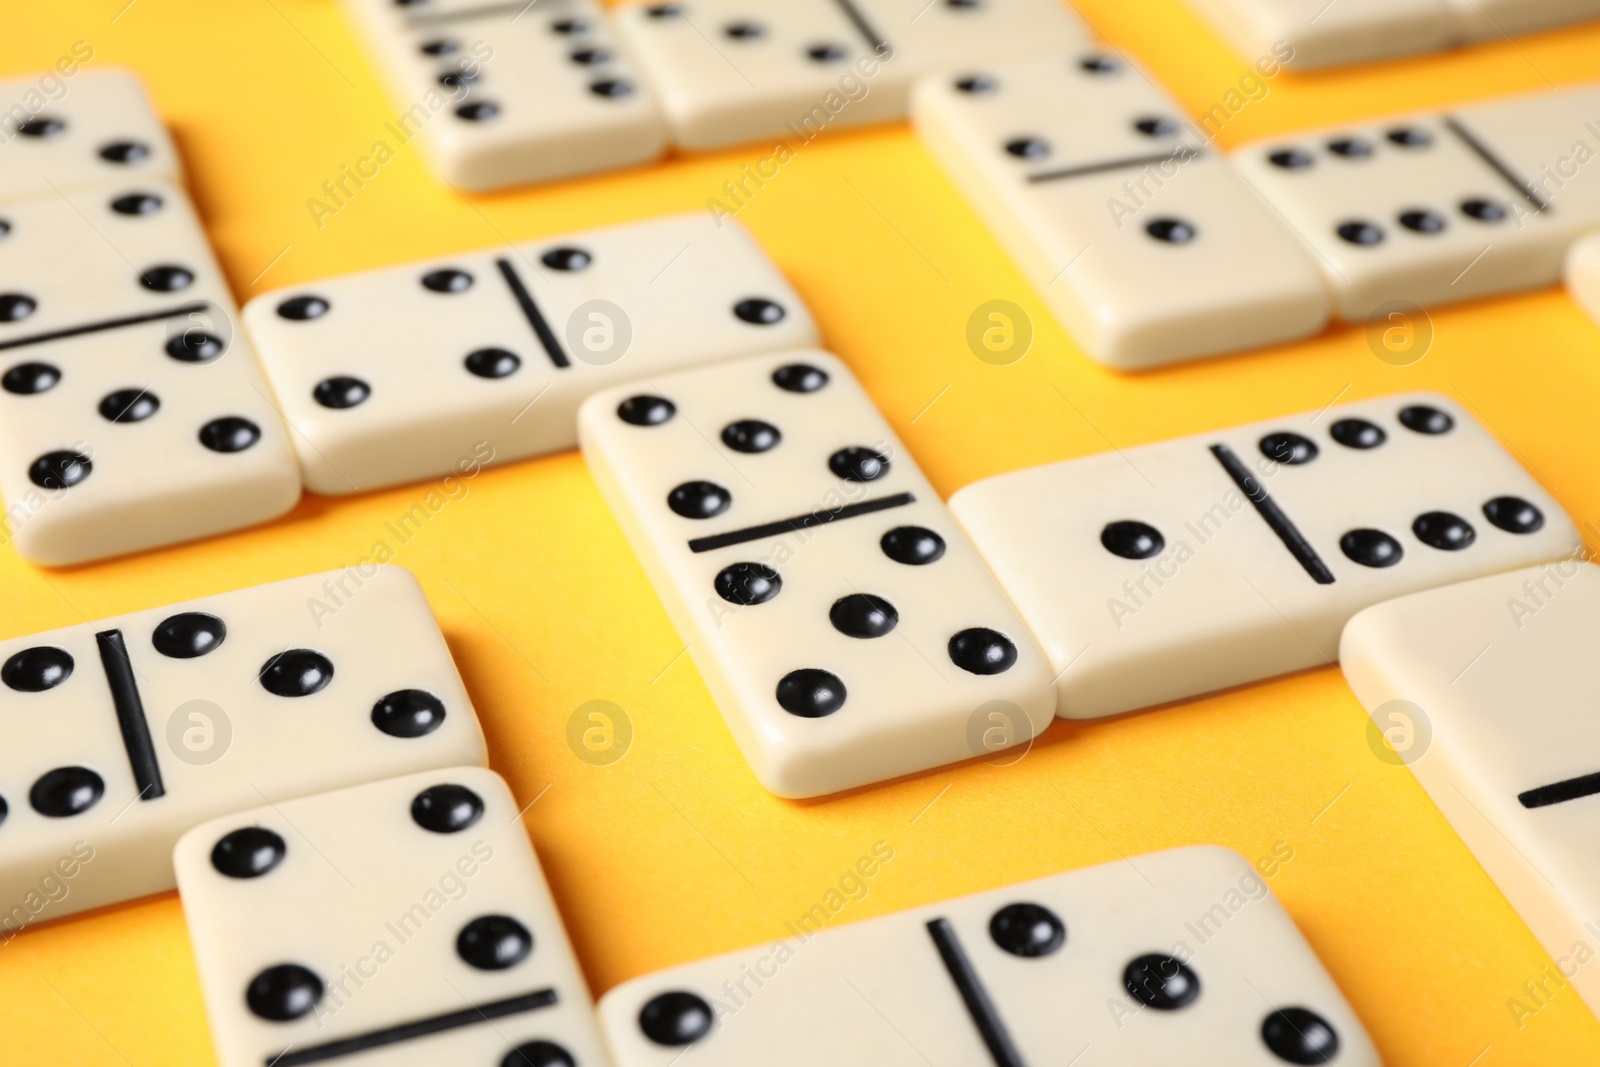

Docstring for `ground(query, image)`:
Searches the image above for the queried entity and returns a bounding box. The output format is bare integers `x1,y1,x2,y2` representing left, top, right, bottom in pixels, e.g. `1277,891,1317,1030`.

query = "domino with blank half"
948,393,1579,719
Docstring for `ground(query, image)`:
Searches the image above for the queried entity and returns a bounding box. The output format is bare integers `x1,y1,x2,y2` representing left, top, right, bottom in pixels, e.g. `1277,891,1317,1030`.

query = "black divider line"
496,258,569,369
1209,443,1335,584
95,629,165,801
926,918,1027,1067
269,988,558,1066
0,302,209,352
687,493,914,553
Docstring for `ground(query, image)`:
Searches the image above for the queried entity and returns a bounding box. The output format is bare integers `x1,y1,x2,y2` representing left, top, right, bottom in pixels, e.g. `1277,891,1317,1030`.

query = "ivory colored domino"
611,0,1089,151
0,566,485,930
244,213,816,495
0,183,300,565
949,393,1579,718
1568,230,1600,325
341,0,665,190
0,67,180,200
578,350,1056,798
175,767,607,1067
911,52,1330,369
599,846,1379,1066
1341,561,1600,1019
1230,85,1600,322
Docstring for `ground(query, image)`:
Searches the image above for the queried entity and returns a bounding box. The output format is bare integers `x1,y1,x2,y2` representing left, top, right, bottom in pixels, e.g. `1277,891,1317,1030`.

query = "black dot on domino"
457,914,533,970
1080,55,1121,74
211,827,287,878
1398,405,1453,434
437,70,477,91
419,38,459,55
277,295,330,320
139,264,194,292
590,78,635,98
829,593,898,638
500,1040,575,1067
644,3,683,17
1101,520,1163,560
3,361,61,394
153,612,227,658
0,293,38,321
111,192,162,216
1336,220,1384,246
772,363,827,392
1146,218,1196,244
723,21,764,39
989,902,1065,957
1412,511,1475,551
1268,148,1313,169
667,481,731,519
412,783,485,833
0,796,7,829
258,649,334,697
1387,127,1431,148
464,348,521,379
167,331,226,362
457,101,499,122
1340,529,1402,568
199,416,262,453
28,450,92,489
246,964,323,1021
829,446,889,482
18,117,64,137
1329,418,1385,449
421,268,473,293
776,668,845,717
1124,954,1200,1009
1259,431,1317,465
1005,136,1049,160
550,19,588,34
1327,137,1372,159
954,74,997,93
1134,116,1177,137
881,526,945,565
949,628,1018,675
542,247,591,271
30,766,104,817
372,689,447,738
314,376,371,409
733,297,786,325
2,646,74,692
715,562,781,605
721,419,780,453
618,395,675,425
1461,199,1506,223
1399,209,1446,234
1483,496,1544,534
807,43,848,63
638,991,714,1047
1261,1006,1340,1064
99,388,159,423
100,141,151,163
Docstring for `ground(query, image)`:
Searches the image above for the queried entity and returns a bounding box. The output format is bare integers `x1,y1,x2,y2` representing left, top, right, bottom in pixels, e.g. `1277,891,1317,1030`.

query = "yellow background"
3,1,1600,1062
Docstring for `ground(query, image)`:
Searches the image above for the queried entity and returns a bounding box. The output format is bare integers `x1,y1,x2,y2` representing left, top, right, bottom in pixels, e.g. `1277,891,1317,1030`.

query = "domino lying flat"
1341,561,1600,1018
1181,0,1600,70
612,0,1089,151
341,0,665,190
1568,230,1600,326
599,846,1379,1066
0,182,300,565
175,767,606,1067
0,67,180,199
577,350,1056,797
1232,84,1600,322
949,393,1579,718
0,566,485,931
244,213,816,495
911,53,1330,369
